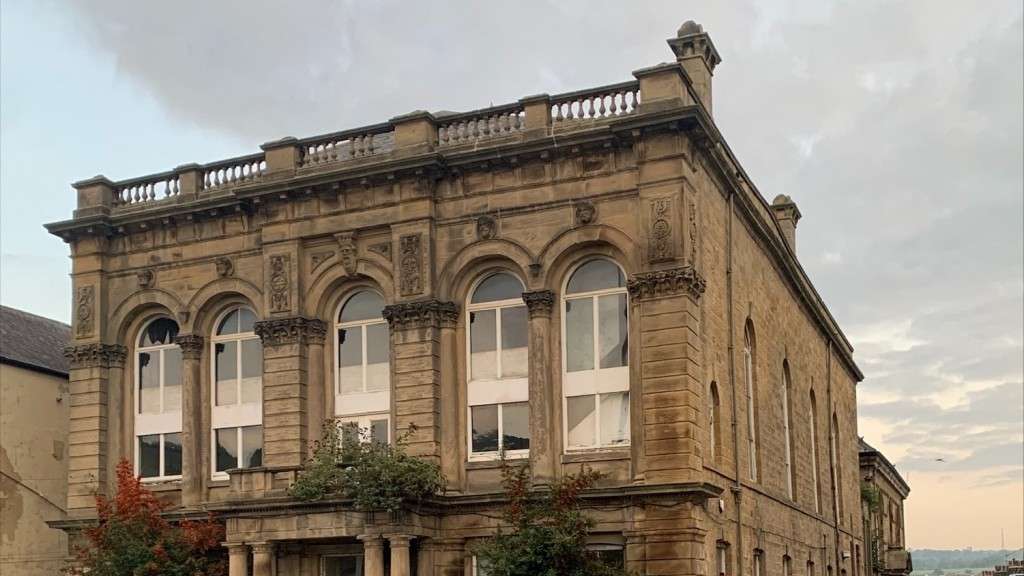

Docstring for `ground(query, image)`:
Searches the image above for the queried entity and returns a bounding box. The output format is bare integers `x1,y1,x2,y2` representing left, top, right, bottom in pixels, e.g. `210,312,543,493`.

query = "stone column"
251,541,275,576
626,267,706,484
225,543,250,576
254,317,326,467
382,300,458,460
522,290,556,485
358,535,385,576
387,534,414,576
63,344,126,515
439,309,463,491
175,334,204,507
306,329,326,458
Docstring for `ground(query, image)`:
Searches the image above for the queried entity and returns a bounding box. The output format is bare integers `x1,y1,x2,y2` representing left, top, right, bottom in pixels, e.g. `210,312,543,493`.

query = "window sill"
466,456,529,470
561,449,630,464
140,478,182,491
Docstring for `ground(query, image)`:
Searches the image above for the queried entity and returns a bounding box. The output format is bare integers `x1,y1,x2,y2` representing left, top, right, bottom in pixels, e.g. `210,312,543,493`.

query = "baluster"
366,133,375,155
597,95,607,118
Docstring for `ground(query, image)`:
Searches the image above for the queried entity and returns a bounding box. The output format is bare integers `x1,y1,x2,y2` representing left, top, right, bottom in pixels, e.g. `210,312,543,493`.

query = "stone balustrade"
437,103,525,146
551,80,640,124
298,123,393,166
113,170,181,206
203,153,267,190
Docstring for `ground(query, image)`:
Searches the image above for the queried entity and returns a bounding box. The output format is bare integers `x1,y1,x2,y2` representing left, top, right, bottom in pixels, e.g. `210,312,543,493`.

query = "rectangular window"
718,544,730,576
338,415,391,445
137,433,180,480
215,426,263,473
470,402,530,455
139,434,160,478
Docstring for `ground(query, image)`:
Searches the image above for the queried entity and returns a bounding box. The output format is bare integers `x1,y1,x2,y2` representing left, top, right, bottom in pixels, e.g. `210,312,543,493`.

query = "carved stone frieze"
627,266,706,301
75,286,95,338
335,232,358,275
215,256,234,278
522,290,555,318
63,343,128,369
173,334,205,359
382,299,458,330
254,317,327,347
268,254,291,313
398,234,423,296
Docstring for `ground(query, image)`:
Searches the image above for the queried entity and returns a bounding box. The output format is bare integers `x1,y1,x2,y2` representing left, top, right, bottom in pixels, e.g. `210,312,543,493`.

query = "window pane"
471,405,499,453
216,309,239,335
502,402,530,451
138,435,160,478
365,323,389,393
340,421,360,444
242,426,263,468
339,291,384,323
163,348,182,412
501,306,528,378
599,392,630,446
370,419,389,445
216,428,238,472
138,352,161,414
338,327,363,394
471,273,524,303
240,338,262,403
598,293,628,369
164,433,182,476
470,310,497,380
140,318,179,347
216,341,238,405
238,308,256,333
567,395,596,448
565,298,594,372
566,260,624,294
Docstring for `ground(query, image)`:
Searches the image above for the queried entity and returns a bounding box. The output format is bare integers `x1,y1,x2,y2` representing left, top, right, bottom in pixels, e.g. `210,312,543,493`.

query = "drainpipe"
726,190,745,576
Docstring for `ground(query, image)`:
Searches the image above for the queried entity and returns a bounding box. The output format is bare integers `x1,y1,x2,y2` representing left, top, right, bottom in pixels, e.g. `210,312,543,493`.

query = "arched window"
211,307,262,479
335,291,390,443
135,317,182,480
467,272,529,459
709,381,721,462
743,321,758,481
831,412,844,521
810,389,822,513
782,361,795,498
562,259,629,450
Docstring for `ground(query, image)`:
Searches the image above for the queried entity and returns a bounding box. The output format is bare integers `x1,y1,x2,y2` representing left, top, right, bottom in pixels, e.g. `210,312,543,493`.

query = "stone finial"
771,194,802,251
667,20,722,115
678,20,703,36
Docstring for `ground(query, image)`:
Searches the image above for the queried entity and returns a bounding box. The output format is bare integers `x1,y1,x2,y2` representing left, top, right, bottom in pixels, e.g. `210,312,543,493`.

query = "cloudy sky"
2,0,1021,549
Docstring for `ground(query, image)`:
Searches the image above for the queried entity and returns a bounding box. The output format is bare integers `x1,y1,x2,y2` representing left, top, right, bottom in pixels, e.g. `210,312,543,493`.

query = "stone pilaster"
359,534,385,576
254,317,326,467
251,541,275,576
438,306,463,491
522,290,556,485
627,266,706,483
305,327,326,459
382,300,458,460
63,343,126,514
225,543,250,576
387,534,414,576
174,334,204,507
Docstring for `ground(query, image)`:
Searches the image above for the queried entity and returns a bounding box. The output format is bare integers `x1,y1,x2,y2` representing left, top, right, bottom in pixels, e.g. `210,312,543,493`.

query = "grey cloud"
58,0,1022,483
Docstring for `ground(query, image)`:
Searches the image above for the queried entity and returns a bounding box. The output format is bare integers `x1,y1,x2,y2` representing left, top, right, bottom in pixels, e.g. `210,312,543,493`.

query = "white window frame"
782,363,794,499
336,414,391,445
561,258,630,451
466,272,530,461
744,324,758,481
134,317,182,481
334,291,390,439
210,307,263,480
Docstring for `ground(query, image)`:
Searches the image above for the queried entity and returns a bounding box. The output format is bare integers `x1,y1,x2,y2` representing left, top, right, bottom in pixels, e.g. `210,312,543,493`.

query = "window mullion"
236,337,243,407
361,325,368,393
495,306,503,380
238,426,244,469
158,348,165,414
594,392,602,448
592,295,600,375
496,403,504,451
159,434,165,477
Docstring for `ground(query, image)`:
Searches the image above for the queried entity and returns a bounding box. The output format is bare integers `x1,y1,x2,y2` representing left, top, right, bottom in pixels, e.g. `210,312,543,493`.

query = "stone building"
47,21,867,576
981,558,1024,576
859,439,911,576
0,306,71,576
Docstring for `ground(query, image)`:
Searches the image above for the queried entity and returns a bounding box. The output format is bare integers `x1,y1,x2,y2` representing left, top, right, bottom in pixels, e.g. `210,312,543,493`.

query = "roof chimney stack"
667,21,722,115
771,194,802,251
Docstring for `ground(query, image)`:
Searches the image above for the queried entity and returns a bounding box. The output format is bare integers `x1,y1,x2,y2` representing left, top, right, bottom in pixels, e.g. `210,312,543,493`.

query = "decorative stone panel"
398,234,423,296
268,254,292,313
627,266,706,300
74,285,95,338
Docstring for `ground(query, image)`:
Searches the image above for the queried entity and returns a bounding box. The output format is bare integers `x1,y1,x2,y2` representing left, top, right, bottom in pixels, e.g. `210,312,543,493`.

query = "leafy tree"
289,421,445,512
471,463,630,576
67,459,226,576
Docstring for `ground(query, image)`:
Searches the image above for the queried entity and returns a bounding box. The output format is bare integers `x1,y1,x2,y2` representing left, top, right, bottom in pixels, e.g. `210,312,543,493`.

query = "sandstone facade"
47,21,867,576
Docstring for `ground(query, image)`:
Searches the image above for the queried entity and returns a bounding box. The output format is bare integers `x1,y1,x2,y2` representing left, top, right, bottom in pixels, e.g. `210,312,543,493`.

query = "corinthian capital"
522,290,555,318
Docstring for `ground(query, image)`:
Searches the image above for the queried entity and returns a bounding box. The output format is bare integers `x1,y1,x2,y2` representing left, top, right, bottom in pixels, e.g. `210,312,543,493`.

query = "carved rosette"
173,334,204,360
253,317,327,347
382,300,459,331
63,343,128,369
522,290,555,318
627,266,707,301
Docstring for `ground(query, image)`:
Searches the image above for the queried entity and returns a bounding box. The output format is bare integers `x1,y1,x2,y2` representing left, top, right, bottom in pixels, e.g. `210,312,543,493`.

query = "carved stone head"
335,232,358,275
477,215,497,240
137,269,155,289
215,257,234,278
574,201,597,226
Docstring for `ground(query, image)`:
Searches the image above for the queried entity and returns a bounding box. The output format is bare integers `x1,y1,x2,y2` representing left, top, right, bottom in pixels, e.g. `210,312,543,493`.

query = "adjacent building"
859,438,912,576
46,21,868,576
0,306,71,576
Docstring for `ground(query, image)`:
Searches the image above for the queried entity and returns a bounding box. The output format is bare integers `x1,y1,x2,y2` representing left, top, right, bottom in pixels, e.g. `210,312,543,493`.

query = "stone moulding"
627,266,706,300
254,316,327,346
63,343,128,369
382,300,459,330
522,290,555,317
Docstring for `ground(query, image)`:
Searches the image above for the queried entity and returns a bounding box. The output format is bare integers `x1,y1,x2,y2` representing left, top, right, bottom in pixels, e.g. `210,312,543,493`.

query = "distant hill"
910,549,1024,571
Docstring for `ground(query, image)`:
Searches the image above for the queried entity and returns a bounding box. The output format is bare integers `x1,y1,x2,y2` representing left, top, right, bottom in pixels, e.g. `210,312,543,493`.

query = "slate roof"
0,305,71,377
